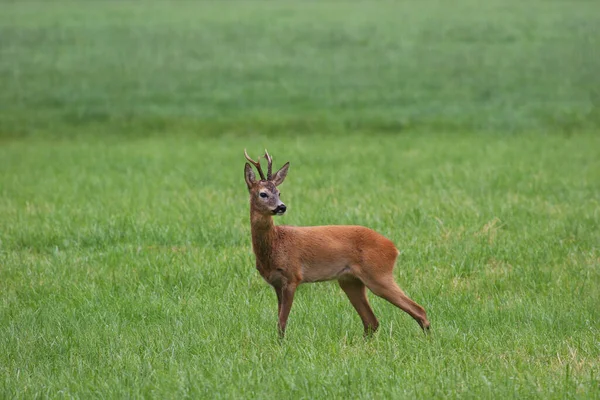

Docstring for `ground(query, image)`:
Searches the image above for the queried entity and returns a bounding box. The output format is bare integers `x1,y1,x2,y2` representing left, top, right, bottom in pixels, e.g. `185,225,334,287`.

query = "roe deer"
244,149,430,338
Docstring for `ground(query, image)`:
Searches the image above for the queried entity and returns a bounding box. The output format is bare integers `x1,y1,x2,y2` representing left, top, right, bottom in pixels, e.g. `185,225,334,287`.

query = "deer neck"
250,211,277,266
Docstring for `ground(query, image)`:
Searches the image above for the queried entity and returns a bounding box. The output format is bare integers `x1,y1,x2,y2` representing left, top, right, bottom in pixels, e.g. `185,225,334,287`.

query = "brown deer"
244,149,430,338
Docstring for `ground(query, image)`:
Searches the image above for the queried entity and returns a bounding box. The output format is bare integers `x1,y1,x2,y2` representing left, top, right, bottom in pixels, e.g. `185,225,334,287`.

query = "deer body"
254,223,397,283
244,150,430,337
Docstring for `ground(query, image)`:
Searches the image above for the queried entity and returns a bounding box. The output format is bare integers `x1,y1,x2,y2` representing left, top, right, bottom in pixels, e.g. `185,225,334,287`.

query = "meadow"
1,1,599,398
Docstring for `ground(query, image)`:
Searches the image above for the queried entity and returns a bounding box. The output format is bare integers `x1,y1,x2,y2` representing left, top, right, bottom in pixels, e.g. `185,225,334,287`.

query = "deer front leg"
274,286,282,316
277,283,297,338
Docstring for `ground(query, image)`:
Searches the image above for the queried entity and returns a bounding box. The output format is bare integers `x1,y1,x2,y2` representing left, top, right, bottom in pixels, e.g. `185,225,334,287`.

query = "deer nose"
275,204,287,213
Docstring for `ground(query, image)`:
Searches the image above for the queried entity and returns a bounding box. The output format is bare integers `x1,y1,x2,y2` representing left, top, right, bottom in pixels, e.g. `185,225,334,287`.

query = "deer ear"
271,162,289,186
244,163,256,189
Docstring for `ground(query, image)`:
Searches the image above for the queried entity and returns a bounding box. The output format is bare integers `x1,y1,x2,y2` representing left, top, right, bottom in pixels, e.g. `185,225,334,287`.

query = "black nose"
276,204,287,213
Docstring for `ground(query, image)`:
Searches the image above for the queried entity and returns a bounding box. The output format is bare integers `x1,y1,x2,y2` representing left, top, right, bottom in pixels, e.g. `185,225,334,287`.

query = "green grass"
1,1,600,399
2,133,599,398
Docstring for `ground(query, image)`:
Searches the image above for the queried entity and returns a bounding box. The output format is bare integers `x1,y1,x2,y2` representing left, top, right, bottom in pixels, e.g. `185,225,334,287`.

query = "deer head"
244,149,290,216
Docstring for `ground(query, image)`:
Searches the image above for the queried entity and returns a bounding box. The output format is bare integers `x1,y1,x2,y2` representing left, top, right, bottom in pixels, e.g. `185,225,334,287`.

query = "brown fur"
244,153,430,337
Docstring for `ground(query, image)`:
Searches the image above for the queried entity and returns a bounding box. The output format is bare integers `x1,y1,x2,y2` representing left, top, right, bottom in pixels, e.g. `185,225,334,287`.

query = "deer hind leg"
361,275,430,332
338,276,379,336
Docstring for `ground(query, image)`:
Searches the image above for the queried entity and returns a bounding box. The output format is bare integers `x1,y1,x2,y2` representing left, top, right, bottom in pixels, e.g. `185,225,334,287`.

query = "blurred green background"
1,0,599,138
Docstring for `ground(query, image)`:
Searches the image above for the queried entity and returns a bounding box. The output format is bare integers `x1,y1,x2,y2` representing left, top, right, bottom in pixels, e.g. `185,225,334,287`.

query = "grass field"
1,1,600,398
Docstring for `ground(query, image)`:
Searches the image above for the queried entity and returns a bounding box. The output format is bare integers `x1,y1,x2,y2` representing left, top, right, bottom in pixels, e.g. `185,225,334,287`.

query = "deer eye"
259,192,268,198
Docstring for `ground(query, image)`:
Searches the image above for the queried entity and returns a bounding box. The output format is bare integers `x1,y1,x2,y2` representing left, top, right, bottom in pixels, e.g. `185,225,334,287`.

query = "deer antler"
244,149,266,180
264,149,273,180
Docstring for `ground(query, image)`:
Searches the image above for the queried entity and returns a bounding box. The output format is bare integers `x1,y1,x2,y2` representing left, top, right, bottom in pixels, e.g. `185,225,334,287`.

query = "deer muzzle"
273,204,287,215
